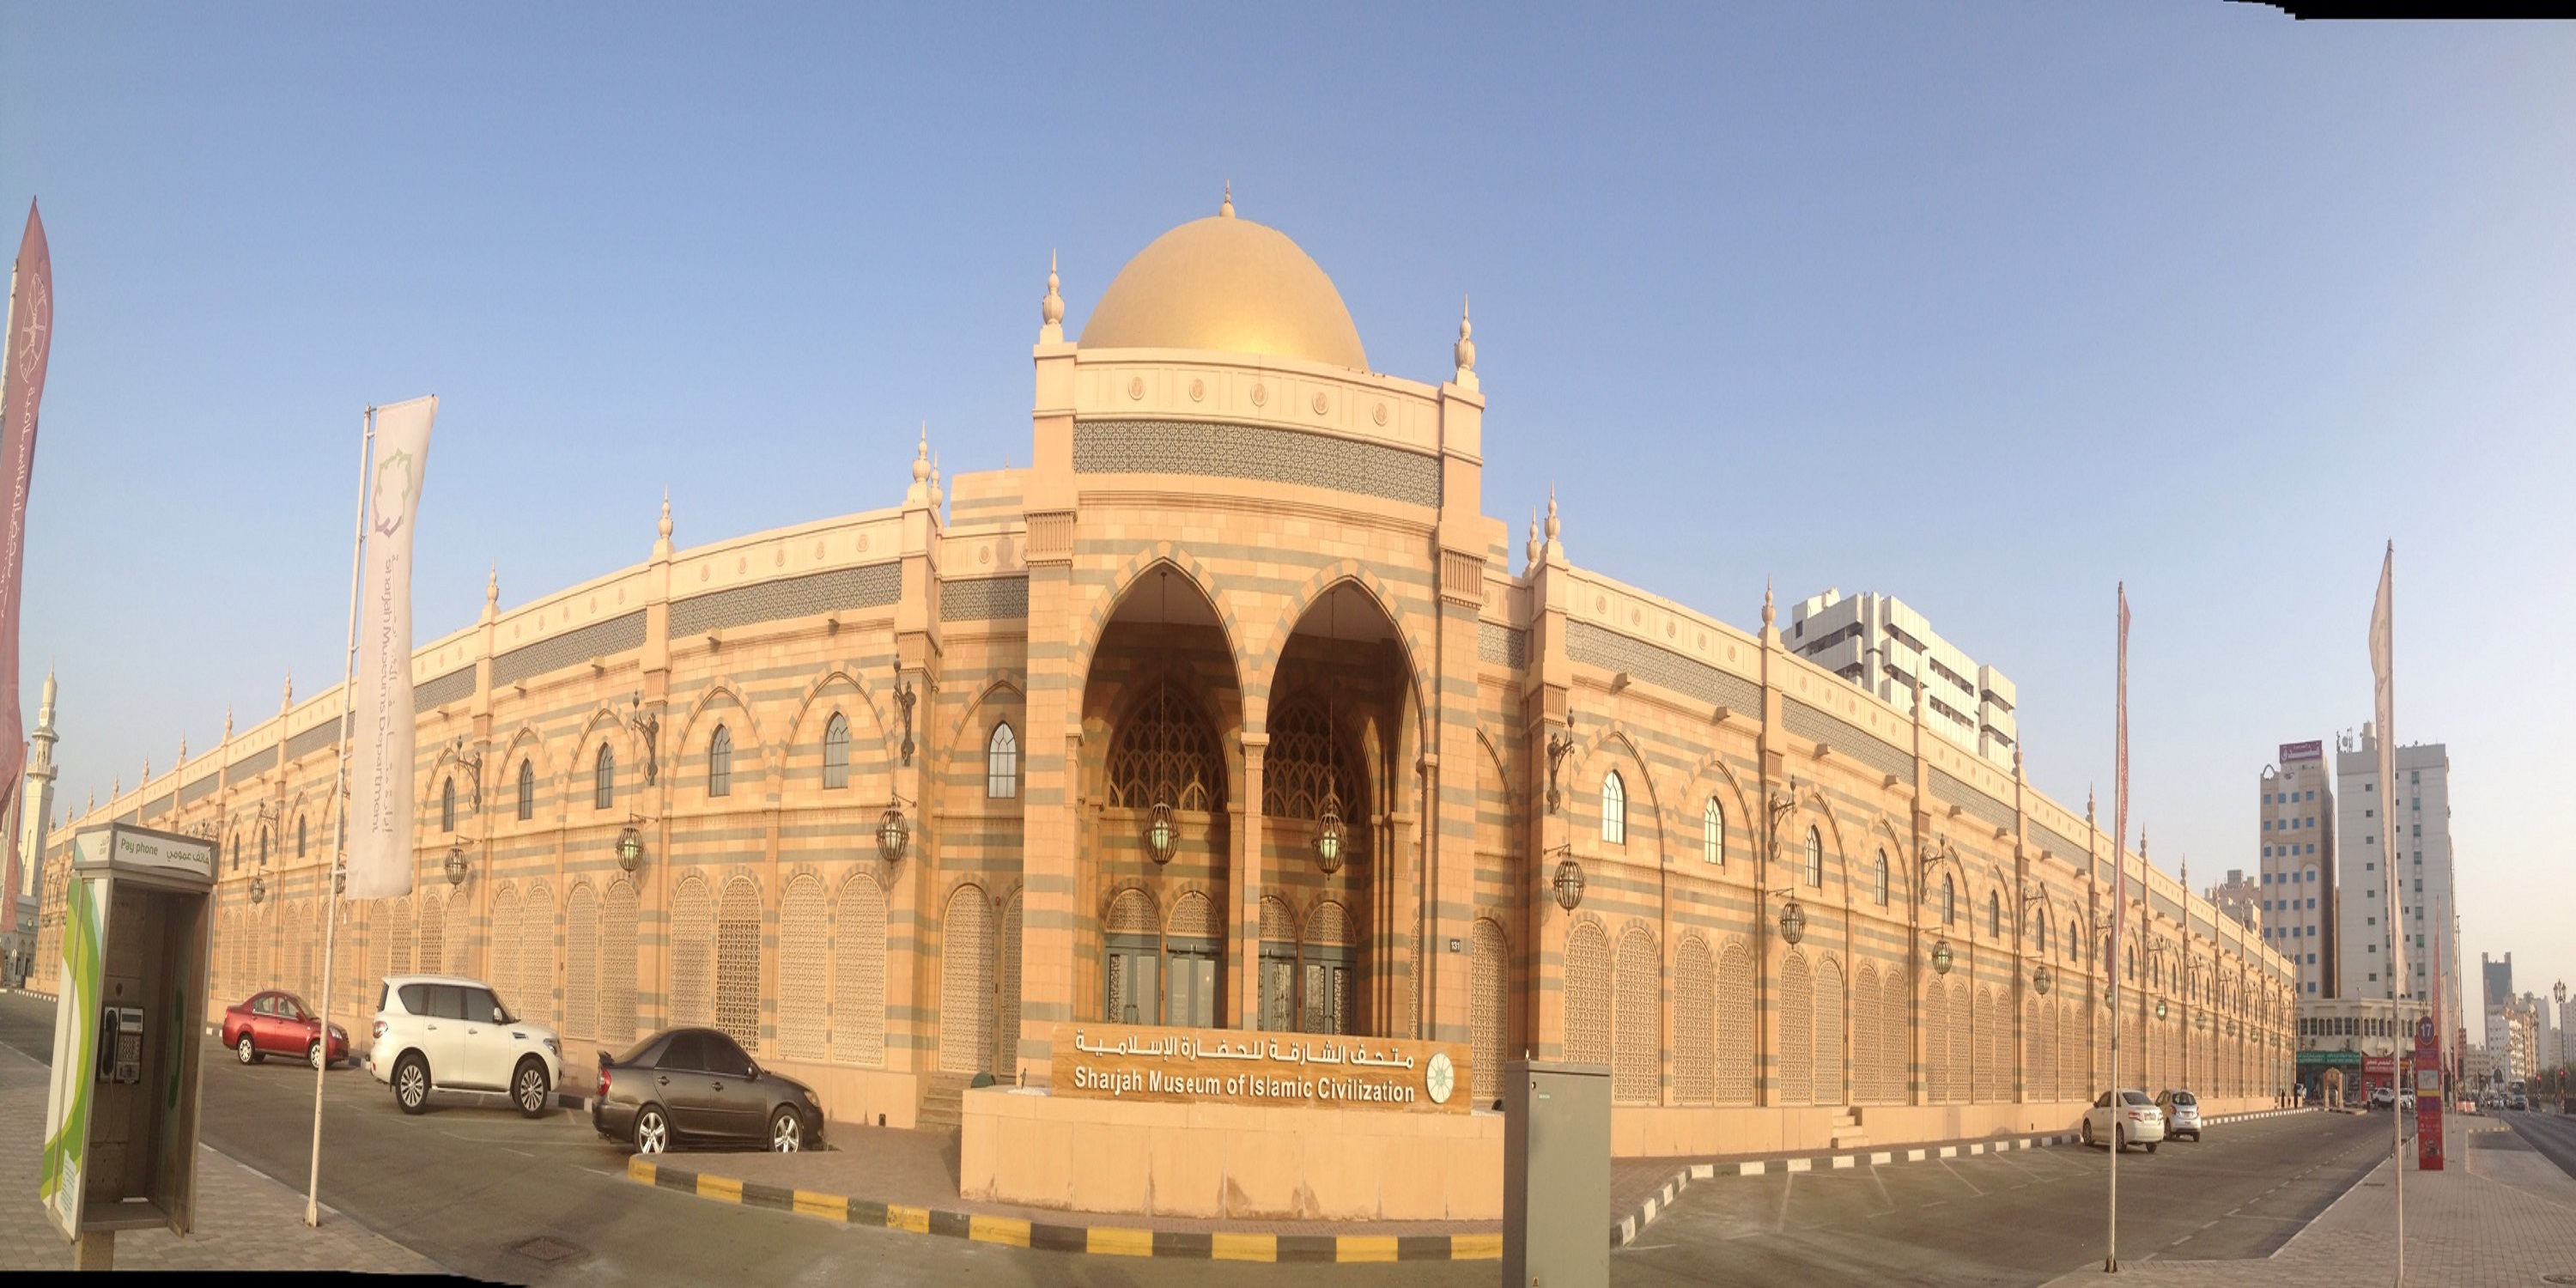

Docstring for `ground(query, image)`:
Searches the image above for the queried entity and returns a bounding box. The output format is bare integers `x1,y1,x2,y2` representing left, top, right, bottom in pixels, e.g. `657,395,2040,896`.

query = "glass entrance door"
1106,939,1159,1026
1167,949,1218,1028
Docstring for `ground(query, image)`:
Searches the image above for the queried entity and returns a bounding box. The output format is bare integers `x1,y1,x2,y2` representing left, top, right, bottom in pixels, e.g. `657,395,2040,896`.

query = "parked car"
2154,1089,2202,1141
220,990,351,1069
365,975,561,1117
593,1026,825,1155
2082,1089,2165,1152
2369,1084,2396,1109
2397,1091,2415,1115
2510,1094,2530,1111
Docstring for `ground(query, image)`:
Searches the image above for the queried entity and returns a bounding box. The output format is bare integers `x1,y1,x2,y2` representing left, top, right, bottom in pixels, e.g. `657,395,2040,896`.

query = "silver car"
2155,1089,2202,1141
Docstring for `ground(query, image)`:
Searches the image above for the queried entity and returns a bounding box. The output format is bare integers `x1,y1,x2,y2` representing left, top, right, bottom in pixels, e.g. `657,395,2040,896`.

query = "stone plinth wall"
960,1087,1504,1220
1609,1094,2285,1157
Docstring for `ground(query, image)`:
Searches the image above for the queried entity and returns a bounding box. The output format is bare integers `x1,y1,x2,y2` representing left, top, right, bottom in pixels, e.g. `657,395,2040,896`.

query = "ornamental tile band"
1929,767,2014,830
1476,622,1527,671
1564,619,1760,712
1782,699,1911,782
669,564,898,638
1073,419,1440,509
942,576,1030,623
412,665,477,714
179,771,222,805
492,611,648,688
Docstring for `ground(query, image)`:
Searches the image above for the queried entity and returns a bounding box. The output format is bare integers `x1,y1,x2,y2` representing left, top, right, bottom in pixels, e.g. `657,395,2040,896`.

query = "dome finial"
1453,295,1477,386
1525,508,1540,569
658,490,672,539
1041,249,1065,336
913,424,932,483
1220,180,1234,219
281,671,293,714
930,453,944,510
486,562,500,608
222,707,233,742
1763,577,1776,629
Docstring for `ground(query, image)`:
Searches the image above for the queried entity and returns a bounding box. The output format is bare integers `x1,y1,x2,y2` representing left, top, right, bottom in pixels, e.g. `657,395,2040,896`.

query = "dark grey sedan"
592,1027,825,1154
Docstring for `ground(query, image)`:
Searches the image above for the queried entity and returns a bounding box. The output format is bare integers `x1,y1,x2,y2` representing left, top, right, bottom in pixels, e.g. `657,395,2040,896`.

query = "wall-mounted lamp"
878,798,913,866
1314,793,1346,876
1543,844,1585,912
2032,964,2053,996
1930,937,1954,976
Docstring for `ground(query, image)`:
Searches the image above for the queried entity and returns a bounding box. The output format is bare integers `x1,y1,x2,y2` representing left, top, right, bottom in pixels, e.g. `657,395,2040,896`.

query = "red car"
221,991,351,1068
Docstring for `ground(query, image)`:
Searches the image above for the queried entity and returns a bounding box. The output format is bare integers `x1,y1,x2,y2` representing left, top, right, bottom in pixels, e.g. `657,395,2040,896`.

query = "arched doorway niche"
1078,562,1242,1027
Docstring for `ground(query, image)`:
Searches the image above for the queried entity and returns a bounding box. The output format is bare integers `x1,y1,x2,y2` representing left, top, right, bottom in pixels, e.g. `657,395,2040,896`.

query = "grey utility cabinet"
1502,1060,1609,1288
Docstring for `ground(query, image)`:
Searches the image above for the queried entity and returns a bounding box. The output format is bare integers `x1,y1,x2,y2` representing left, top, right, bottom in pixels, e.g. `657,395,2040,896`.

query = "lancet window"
1106,679,1224,811
1261,691,1363,828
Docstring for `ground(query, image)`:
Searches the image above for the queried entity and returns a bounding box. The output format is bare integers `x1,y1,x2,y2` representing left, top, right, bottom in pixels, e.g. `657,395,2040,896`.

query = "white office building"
1786,589,2017,766
2257,739,2336,998
2334,727,2463,1059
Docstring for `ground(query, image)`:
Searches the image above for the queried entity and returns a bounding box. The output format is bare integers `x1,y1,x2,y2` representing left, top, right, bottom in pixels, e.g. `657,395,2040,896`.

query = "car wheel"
394,1053,431,1115
2146,1142,2159,1154
514,1060,550,1118
309,1040,326,1070
634,1105,670,1155
2081,1119,2094,1146
2115,1126,2127,1153
770,1107,804,1153
237,1035,260,1065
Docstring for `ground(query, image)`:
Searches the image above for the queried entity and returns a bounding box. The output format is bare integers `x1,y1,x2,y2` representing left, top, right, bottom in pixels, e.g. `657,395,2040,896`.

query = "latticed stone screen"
1106,888,1157,935
1814,957,1845,1106
1072,418,1443,509
2026,999,2047,1102
1882,966,1909,1103
451,895,473,976
1673,935,1714,1104
939,887,993,1074
417,894,444,982
1169,890,1217,941
1947,981,1972,1103
834,873,885,1066
1564,920,1611,1069
522,882,553,1027
670,877,714,1029
1925,984,1949,1103
993,892,1023,1078
779,876,828,1060
1304,901,1352,946
1980,987,2003,1103
564,884,598,1040
490,888,520,1019
1471,919,1508,1103
1614,927,1668,1100
1853,962,1881,1103
1106,681,1225,811
389,897,413,976
1716,940,1753,1104
1778,950,1814,1106
602,878,638,1044
715,878,762,1051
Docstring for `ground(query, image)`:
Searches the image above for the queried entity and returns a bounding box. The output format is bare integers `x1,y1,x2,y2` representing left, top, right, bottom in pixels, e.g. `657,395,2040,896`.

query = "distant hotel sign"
2280,740,2324,762
1051,1023,1471,1115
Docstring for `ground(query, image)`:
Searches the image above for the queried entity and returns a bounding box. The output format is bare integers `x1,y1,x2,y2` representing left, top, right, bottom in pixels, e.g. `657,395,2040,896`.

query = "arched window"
1873,850,1889,906
1702,799,1724,866
2067,920,2078,961
987,723,1019,799
1803,827,1823,887
1600,772,1626,845
822,713,850,790
2035,906,2050,954
594,744,615,810
1941,874,1957,927
440,779,456,833
297,817,307,860
517,759,535,821
708,725,733,798
260,828,270,866
1987,890,2001,938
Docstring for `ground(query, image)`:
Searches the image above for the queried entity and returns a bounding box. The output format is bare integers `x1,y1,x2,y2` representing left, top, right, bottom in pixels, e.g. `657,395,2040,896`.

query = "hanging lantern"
1551,855,1586,912
877,803,910,866
1777,897,1806,946
2156,998,2169,1022
2032,964,2053,996
1314,793,1346,876
248,872,267,906
444,843,469,886
616,825,645,872
1142,801,1176,866
1930,937,1953,976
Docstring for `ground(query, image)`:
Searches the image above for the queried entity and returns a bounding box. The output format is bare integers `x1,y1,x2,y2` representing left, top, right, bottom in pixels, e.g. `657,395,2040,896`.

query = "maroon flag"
0,202,52,816
2111,585,2130,982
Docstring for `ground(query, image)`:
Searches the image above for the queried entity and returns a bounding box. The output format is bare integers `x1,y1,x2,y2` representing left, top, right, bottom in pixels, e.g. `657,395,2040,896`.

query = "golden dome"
1079,205,1369,371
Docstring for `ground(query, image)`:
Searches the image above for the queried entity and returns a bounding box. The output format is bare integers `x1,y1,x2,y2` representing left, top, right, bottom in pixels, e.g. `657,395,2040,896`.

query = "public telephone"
39,823,214,1257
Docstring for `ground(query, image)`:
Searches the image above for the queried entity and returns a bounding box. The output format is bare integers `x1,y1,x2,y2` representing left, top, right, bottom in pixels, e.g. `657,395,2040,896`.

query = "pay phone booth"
38,823,215,1269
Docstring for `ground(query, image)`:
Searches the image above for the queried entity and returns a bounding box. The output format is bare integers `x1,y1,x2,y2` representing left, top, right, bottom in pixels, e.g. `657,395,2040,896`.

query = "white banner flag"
2370,541,2401,993
347,396,436,900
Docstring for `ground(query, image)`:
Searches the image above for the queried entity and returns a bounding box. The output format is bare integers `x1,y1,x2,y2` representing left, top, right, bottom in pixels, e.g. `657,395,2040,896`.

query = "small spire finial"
930,453,944,509
1544,488,1559,542
223,708,233,741
487,562,499,608
1220,180,1234,218
1453,295,1477,378
659,490,673,540
1525,508,1540,568
178,735,186,762
142,755,149,782
1041,249,1065,330
282,671,293,712
913,424,932,483
1763,578,1776,629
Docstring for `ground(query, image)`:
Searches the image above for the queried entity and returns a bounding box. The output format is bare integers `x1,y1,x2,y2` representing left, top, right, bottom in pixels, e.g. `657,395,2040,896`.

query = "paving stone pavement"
0,1036,441,1273
2038,1118,2576,1287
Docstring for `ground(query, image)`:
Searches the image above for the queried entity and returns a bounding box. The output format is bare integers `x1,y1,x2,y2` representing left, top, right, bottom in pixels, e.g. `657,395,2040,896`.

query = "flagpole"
305,404,374,1229
2106,582,2129,1273
2379,542,2401,1287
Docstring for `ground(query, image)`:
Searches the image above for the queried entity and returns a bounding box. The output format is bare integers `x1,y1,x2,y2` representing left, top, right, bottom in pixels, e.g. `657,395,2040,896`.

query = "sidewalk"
0,1039,439,1273
2038,1118,2576,1287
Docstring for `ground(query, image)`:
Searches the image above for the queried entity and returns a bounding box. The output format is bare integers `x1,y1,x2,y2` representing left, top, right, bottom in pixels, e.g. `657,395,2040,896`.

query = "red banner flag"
2112,584,2129,984
0,202,53,816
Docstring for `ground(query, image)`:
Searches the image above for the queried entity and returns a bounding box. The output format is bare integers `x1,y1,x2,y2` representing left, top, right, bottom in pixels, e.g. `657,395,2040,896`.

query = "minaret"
18,672,57,901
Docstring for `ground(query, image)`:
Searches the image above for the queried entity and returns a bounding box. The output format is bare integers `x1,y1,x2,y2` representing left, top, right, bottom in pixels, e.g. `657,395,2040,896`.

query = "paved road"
1615,1112,2392,1287
2500,1109,2576,1181
0,993,1483,1286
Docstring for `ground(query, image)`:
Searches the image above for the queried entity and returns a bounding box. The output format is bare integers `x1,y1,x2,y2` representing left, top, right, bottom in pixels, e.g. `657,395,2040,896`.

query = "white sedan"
2082,1089,2165,1152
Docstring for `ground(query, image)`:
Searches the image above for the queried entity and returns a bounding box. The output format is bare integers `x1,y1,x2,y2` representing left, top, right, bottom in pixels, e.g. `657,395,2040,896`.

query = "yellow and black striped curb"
1611,1108,2320,1248
626,1158,1502,1261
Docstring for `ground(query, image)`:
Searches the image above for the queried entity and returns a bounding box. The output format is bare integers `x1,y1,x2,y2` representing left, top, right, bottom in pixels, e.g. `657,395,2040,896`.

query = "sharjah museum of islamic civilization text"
27,197,2297,1219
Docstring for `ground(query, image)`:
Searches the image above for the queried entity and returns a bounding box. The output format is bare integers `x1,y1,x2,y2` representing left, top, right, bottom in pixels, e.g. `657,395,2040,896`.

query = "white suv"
368,975,562,1117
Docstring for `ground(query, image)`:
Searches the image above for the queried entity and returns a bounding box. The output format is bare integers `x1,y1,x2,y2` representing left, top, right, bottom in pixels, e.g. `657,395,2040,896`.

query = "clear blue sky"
5,5,2571,1012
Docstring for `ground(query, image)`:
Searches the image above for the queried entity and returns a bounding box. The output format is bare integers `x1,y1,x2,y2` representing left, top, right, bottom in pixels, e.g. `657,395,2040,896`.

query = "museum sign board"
1051,1023,1472,1115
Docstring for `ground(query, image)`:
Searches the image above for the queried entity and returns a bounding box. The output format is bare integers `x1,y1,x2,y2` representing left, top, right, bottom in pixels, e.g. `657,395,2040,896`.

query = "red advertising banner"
2415,1017,2445,1170
0,201,52,817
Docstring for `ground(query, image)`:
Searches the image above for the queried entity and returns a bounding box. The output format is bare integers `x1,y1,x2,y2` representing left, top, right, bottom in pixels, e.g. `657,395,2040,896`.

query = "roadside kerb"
1610,1107,2320,1249
624,1157,1503,1262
